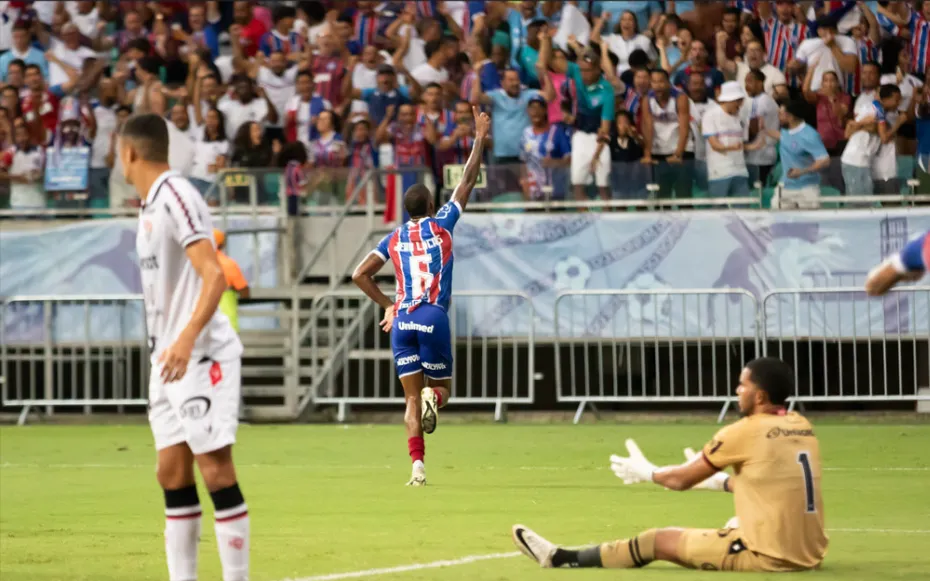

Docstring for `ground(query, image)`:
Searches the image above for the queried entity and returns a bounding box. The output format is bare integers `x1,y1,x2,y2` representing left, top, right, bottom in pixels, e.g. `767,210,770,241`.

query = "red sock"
408,437,425,463
432,388,444,408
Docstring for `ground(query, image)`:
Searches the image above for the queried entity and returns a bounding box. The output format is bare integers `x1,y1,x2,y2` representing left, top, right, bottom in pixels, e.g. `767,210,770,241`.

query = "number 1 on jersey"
797,451,816,513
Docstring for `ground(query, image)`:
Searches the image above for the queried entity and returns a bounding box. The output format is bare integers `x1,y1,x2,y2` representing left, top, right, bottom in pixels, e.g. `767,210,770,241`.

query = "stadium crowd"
0,0,929,212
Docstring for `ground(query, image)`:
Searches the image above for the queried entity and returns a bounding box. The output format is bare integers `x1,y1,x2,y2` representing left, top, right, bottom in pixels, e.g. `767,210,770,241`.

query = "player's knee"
196,448,237,491
652,528,683,562
156,458,195,490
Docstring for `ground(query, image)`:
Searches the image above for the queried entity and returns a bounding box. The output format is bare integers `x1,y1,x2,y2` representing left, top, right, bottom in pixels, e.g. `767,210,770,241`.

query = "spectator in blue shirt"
594,1,662,32
1,21,49,82
514,19,549,89
520,94,572,200
352,65,411,126
472,68,543,163
671,40,725,97
467,32,505,93
761,100,831,209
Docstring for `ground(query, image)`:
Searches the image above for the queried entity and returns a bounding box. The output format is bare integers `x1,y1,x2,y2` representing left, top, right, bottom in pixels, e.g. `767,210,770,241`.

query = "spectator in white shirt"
255,52,299,141
350,45,382,116
169,103,198,142
741,70,781,186
702,81,752,199
218,75,278,141
189,106,230,195
88,77,119,205
841,85,902,196
48,23,97,88
854,61,881,112
0,121,45,211
790,17,857,93
592,9,656,75
410,37,457,91
717,38,789,102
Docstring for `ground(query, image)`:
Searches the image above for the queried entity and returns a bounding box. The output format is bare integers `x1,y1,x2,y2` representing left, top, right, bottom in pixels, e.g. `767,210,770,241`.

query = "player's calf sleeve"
210,483,249,581
408,436,425,463
551,529,657,569
164,485,202,581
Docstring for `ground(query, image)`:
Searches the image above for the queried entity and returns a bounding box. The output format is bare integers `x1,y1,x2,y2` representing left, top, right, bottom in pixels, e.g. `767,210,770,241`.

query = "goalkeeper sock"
552,529,657,569
408,436,425,463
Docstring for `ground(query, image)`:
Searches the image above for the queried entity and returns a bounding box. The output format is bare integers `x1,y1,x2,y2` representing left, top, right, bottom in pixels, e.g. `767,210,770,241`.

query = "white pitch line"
280,528,930,581
276,551,521,581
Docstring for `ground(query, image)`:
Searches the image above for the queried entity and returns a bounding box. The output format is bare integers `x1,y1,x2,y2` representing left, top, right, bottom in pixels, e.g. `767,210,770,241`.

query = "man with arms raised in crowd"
123,114,249,581
512,357,827,574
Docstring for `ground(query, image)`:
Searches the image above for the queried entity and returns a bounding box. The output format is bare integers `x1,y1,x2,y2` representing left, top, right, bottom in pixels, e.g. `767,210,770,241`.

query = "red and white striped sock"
211,484,249,581
164,485,202,581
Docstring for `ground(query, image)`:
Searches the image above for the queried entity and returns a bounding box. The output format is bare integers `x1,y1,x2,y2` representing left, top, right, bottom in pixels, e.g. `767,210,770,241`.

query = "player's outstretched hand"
159,331,195,383
609,439,658,485
473,106,490,139
380,308,395,333
683,447,730,491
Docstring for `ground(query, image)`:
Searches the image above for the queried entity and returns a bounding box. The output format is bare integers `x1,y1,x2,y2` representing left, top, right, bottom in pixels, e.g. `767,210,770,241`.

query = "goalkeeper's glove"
683,447,730,492
609,439,658,484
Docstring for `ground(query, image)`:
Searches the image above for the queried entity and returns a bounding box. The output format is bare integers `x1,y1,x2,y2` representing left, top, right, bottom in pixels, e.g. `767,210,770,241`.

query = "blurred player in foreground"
352,106,489,486
512,357,828,573
123,114,249,581
864,230,929,296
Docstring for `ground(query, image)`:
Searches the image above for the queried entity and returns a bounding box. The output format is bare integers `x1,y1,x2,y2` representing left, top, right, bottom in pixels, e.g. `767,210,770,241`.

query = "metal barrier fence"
553,289,760,423
761,287,930,406
305,290,535,422
0,295,149,425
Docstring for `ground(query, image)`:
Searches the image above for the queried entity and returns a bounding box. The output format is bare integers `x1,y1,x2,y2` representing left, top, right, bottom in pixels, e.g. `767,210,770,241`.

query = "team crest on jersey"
143,219,153,238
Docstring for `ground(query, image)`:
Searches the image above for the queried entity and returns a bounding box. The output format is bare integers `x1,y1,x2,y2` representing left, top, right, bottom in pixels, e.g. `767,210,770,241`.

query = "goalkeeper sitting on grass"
512,357,828,573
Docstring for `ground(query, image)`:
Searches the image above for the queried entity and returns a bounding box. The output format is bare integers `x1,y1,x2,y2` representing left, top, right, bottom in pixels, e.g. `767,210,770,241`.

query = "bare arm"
352,254,393,311
674,93,690,158
641,100,654,161
449,106,490,211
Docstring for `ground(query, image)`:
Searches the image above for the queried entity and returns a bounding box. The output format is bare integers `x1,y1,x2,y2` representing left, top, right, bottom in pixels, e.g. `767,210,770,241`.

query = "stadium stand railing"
296,289,536,423
553,289,761,424
2,286,928,424
0,295,149,425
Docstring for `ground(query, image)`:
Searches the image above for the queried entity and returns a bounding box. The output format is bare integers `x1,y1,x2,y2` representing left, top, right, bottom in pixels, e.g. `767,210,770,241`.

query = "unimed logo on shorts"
179,396,211,420
396,354,420,366
397,321,434,333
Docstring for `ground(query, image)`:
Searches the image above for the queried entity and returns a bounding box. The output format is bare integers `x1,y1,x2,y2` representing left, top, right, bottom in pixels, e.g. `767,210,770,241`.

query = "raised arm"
449,106,489,211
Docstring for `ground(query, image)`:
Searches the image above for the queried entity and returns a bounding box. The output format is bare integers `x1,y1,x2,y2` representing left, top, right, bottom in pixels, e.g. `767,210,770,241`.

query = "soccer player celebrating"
352,106,489,487
865,230,930,296
122,114,249,581
512,357,828,573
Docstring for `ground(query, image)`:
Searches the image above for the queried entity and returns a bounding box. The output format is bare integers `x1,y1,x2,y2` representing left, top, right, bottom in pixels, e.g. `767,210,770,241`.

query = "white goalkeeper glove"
683,447,730,492
609,439,658,485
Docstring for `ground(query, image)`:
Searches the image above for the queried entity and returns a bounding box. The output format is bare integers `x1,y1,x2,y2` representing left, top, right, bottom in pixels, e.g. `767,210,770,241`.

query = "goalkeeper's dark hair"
120,113,169,163
745,357,794,405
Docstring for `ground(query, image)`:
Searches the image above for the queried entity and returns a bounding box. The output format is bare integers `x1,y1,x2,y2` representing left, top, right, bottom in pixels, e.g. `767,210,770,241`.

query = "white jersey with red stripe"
136,170,242,364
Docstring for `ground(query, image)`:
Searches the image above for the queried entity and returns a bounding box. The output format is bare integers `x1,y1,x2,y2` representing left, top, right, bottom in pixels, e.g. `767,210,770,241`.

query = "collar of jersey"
144,169,182,208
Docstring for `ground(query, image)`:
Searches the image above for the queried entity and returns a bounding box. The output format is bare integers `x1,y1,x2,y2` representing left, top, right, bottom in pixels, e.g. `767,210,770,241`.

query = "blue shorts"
391,304,453,380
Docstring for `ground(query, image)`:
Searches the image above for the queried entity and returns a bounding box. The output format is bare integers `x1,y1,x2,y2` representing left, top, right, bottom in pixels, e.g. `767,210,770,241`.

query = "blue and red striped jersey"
910,8,930,75
373,201,462,313
259,29,304,57
762,17,808,86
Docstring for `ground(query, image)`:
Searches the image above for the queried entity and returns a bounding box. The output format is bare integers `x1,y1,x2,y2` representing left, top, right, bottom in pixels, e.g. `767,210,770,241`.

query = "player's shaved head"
404,184,432,218
120,113,170,163
744,357,793,406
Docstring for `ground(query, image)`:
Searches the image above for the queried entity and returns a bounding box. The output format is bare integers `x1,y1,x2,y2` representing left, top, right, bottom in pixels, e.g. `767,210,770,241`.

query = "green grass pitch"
1,421,929,581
